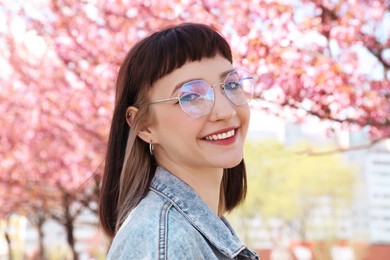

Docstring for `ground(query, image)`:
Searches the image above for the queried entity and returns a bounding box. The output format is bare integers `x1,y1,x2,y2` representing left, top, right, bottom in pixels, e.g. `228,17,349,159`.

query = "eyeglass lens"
179,80,214,117
178,69,254,118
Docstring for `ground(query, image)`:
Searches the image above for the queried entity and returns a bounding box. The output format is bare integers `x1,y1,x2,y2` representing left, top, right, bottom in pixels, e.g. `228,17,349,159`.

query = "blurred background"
0,0,389,259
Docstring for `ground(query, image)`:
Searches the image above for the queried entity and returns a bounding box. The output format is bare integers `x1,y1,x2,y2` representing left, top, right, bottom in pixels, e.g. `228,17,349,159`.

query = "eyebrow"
170,69,235,95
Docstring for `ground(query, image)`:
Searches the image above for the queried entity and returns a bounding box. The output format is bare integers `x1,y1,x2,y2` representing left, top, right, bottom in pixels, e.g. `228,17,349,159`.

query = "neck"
163,164,224,215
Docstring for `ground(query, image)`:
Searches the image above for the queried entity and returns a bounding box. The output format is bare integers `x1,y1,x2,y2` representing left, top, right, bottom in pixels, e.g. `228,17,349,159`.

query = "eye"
180,93,202,102
224,81,241,91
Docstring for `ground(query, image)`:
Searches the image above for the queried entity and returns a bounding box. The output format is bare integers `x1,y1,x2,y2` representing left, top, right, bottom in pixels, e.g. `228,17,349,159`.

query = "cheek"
239,105,250,125
153,108,189,136
154,108,205,140
238,105,250,138
159,107,187,125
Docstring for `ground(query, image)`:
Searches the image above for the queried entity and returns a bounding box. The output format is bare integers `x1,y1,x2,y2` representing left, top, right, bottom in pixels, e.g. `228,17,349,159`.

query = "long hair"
99,23,247,238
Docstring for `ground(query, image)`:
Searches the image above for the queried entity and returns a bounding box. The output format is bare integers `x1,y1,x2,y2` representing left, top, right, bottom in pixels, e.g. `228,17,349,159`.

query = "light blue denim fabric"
107,166,259,260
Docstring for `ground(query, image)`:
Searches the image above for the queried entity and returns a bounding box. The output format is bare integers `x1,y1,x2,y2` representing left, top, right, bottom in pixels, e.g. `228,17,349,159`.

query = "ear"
126,106,155,144
125,106,139,127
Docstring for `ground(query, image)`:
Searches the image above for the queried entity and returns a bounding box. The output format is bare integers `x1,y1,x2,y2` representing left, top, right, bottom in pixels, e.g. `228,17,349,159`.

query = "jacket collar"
150,166,252,258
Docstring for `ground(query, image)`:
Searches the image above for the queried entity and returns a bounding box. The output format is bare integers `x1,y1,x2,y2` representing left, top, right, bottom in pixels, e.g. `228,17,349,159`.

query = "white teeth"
205,129,235,141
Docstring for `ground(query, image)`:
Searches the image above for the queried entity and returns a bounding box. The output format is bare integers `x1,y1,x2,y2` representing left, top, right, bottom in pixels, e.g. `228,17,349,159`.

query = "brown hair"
99,23,247,238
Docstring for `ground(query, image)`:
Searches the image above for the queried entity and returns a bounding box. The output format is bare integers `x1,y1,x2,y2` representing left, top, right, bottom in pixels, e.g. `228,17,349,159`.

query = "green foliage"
46,244,72,260
237,139,356,222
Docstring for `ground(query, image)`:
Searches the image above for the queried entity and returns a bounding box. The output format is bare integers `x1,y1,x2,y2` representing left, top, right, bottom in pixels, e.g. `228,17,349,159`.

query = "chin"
218,155,243,169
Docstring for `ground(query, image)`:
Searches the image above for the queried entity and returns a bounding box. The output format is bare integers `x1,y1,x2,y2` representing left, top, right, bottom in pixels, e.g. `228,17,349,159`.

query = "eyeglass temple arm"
149,97,179,105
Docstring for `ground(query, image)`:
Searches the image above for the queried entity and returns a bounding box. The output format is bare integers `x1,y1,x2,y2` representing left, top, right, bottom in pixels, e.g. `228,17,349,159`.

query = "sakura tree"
0,0,388,257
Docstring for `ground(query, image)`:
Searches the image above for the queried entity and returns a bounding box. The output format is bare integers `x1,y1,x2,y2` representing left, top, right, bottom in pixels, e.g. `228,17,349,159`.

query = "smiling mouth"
204,129,235,141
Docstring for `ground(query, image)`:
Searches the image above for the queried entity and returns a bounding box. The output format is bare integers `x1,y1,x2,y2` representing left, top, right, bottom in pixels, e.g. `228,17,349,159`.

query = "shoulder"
107,190,218,259
107,190,168,259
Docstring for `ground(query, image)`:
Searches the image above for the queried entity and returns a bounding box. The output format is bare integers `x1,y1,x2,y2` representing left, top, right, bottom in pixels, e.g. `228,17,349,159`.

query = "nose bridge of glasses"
211,82,227,97
211,81,235,113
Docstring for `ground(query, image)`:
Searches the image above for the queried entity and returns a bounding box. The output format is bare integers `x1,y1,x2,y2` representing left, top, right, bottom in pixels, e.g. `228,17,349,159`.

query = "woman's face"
146,55,250,173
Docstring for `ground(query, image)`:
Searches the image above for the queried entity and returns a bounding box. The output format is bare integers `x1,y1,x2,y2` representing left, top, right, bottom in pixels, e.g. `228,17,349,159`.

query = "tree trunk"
66,219,78,260
5,231,13,260
64,194,78,260
37,218,46,260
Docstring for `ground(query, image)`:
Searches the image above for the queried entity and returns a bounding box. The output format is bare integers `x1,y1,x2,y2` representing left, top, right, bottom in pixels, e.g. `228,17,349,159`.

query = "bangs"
133,23,233,87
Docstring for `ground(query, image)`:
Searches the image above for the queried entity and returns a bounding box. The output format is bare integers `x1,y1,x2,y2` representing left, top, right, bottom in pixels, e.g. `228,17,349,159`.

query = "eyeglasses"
148,69,255,118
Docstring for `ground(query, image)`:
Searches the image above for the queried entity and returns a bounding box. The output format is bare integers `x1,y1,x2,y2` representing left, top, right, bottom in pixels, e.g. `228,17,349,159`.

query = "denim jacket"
107,166,259,260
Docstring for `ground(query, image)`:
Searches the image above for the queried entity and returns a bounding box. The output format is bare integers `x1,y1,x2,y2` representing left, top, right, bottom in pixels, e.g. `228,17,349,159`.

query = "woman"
99,23,258,259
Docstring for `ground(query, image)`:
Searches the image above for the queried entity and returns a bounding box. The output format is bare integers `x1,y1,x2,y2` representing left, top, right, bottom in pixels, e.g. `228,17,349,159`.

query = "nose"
210,83,237,121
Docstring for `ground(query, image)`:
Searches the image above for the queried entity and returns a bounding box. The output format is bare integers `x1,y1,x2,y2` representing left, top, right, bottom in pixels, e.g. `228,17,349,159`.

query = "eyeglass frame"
148,68,256,116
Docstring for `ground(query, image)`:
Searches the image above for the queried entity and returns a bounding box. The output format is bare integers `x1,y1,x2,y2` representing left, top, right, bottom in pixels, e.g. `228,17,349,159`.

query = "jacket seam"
158,200,172,260
151,187,243,257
